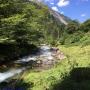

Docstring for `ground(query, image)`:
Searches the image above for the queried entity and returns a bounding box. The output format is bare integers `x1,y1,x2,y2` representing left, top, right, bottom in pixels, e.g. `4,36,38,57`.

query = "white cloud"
52,6,59,12
50,3,54,5
61,11,64,14
57,0,70,7
81,14,86,17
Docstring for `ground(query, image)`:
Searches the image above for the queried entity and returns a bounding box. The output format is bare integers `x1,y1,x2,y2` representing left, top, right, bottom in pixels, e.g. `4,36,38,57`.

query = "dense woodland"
0,0,90,63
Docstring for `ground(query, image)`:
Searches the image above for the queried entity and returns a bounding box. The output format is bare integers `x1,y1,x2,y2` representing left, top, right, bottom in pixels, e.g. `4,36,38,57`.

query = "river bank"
0,45,66,85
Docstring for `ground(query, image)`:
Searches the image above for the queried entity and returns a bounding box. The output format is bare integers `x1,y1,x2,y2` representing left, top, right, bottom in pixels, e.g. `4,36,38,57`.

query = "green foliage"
0,0,90,46
0,0,90,63
0,0,66,62
59,20,90,45
0,1,90,89
0,0,65,45
80,32,90,46
18,45,90,90
66,20,80,34
80,19,90,32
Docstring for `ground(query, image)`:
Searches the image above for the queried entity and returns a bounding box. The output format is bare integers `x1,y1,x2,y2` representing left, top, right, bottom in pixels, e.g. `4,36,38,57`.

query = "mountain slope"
30,0,72,25
49,9,71,25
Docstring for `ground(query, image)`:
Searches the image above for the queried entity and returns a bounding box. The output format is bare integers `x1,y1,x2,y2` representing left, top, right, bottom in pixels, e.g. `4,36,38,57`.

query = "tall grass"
19,45,90,90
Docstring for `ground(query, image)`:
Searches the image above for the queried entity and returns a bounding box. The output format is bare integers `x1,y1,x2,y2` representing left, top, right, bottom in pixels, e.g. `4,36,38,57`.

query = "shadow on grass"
51,67,90,90
0,79,33,90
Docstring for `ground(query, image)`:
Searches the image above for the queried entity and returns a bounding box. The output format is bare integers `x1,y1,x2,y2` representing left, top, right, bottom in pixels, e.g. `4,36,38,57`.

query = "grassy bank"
17,45,90,90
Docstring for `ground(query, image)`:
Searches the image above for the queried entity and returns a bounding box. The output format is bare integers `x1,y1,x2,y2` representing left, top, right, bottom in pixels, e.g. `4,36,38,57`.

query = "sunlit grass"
21,45,90,90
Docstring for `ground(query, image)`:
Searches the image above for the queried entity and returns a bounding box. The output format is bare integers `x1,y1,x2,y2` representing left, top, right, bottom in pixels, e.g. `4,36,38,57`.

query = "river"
0,45,57,83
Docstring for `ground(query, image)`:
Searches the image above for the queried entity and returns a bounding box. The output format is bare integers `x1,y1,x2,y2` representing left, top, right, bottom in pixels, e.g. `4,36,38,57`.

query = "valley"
0,0,90,90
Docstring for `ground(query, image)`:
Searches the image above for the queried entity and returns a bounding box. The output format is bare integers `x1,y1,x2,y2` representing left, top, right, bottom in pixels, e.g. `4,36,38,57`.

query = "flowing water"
0,45,56,83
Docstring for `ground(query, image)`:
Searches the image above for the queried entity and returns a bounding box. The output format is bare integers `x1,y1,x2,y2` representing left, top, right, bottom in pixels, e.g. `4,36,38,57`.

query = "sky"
39,0,90,22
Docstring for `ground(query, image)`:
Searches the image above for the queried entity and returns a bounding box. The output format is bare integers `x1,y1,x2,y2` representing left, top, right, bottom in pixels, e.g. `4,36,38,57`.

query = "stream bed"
0,45,66,83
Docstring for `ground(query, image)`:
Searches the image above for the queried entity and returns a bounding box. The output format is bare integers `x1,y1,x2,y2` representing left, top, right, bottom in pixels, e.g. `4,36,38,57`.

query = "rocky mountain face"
30,0,72,25
49,9,71,25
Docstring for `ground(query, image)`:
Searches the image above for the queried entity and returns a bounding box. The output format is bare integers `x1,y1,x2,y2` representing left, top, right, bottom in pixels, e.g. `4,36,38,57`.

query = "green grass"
19,45,90,90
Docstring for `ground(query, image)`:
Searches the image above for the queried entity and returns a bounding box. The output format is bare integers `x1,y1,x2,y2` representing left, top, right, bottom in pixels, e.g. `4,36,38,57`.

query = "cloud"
50,3,54,5
57,0,70,7
51,6,59,12
81,14,86,17
61,11,64,14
